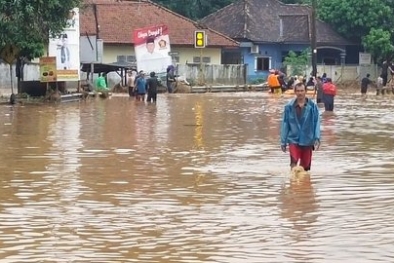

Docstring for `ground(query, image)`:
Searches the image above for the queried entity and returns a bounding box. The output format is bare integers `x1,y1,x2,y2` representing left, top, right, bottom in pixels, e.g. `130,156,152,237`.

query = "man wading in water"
280,83,321,171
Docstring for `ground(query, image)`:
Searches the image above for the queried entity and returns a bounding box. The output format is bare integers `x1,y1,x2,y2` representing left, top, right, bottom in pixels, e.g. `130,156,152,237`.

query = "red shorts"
289,144,313,171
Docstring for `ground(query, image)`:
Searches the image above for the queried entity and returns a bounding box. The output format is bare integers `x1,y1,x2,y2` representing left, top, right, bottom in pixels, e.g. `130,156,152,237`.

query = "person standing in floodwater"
313,76,323,103
95,73,108,92
361,73,372,97
377,75,384,95
380,60,389,94
166,65,176,93
322,73,328,83
280,82,321,171
135,71,147,101
146,72,159,103
268,70,282,95
127,70,137,97
322,78,337,111
388,62,394,94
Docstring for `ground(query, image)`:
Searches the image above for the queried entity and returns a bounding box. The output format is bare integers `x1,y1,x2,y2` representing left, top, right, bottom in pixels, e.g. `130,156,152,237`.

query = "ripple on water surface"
0,94,393,262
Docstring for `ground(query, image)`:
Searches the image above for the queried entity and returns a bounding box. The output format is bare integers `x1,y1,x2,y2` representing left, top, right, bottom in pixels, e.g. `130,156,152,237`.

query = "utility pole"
311,0,317,77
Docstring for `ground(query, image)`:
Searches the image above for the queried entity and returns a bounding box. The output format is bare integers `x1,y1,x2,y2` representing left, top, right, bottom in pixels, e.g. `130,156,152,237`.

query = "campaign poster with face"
133,25,172,74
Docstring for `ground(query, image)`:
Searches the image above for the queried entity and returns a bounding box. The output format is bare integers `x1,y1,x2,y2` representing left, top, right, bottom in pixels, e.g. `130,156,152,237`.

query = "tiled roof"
200,0,352,45
80,0,238,47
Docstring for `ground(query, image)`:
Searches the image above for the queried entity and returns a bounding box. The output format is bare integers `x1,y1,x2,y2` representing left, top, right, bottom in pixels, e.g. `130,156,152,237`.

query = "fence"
176,64,246,85
0,62,247,96
1,62,379,96
287,64,380,82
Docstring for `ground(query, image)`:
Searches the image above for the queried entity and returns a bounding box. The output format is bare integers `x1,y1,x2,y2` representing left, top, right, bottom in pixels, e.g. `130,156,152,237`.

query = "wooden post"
198,48,204,86
9,64,14,94
91,62,95,88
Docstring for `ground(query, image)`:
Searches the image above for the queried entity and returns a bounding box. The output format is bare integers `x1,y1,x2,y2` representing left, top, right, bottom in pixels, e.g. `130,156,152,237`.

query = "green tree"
362,28,394,63
318,0,394,61
0,0,82,56
283,50,310,76
0,0,83,92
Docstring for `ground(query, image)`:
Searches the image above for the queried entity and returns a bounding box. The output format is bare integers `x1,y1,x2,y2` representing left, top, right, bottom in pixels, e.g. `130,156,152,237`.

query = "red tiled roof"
80,0,238,47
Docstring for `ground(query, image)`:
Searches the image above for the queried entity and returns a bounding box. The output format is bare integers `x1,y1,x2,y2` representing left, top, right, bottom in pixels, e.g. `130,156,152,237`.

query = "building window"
127,55,136,63
255,57,270,71
202,57,211,63
222,51,242,64
172,56,180,63
117,55,126,63
193,56,211,63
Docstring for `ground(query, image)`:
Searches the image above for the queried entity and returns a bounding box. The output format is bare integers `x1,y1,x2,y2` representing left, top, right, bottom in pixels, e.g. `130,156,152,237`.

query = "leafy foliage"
0,0,83,61
318,0,394,60
318,0,392,42
362,28,394,62
283,50,310,76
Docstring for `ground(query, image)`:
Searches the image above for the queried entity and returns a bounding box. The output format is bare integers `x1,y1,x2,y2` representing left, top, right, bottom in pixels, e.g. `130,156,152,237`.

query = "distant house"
80,0,238,68
201,0,358,81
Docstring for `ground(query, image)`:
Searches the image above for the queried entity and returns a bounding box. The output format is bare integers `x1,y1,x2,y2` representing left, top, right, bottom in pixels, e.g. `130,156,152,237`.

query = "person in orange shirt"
268,70,281,95
322,78,337,111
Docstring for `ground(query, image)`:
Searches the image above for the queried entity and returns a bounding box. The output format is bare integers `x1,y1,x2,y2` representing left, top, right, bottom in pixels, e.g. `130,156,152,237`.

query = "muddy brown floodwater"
0,93,393,262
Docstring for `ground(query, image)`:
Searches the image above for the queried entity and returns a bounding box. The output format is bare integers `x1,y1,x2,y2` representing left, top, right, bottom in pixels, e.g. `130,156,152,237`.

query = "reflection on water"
0,94,394,262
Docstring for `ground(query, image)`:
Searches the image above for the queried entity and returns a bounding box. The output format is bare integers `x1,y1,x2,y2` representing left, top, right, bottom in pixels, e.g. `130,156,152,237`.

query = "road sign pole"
194,30,206,86
200,48,203,74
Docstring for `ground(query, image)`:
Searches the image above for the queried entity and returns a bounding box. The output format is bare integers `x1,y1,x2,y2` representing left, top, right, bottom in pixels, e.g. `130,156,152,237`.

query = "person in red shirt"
322,78,337,111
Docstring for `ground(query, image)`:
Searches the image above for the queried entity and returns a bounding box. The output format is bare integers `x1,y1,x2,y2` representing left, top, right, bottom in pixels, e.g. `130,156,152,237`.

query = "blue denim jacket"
280,98,321,146
136,78,147,94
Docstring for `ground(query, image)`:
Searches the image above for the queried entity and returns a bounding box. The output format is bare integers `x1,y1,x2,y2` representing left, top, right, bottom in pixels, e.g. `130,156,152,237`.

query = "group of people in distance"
127,70,159,103
268,69,337,112
361,61,394,96
126,65,177,103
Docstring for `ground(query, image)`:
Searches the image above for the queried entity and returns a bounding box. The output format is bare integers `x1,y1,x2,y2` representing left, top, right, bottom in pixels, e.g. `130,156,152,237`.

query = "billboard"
48,8,80,81
133,25,172,74
39,56,57,82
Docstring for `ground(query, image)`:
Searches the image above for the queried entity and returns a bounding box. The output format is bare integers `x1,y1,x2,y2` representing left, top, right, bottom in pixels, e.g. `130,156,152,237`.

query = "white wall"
0,63,40,96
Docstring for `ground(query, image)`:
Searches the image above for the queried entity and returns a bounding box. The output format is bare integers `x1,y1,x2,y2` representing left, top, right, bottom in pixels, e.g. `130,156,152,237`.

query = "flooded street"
0,93,393,262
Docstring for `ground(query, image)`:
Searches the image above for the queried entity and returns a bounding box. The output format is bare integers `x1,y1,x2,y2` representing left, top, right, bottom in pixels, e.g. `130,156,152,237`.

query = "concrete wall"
0,63,40,97
288,64,379,82
171,47,221,65
102,44,222,65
